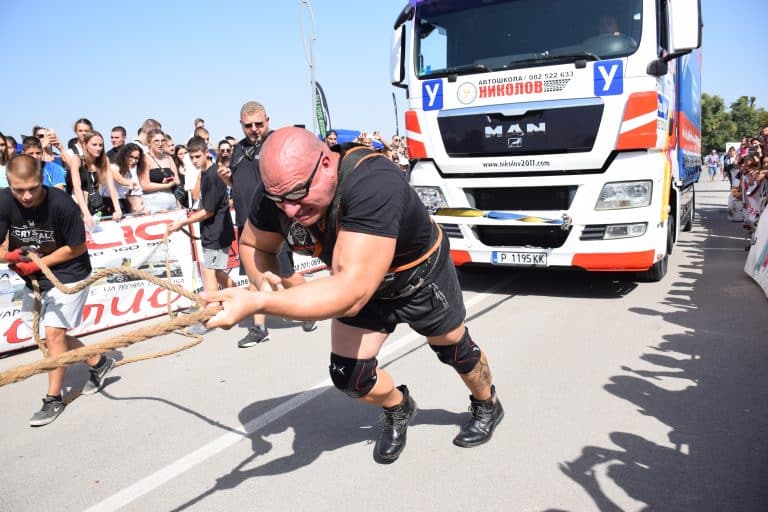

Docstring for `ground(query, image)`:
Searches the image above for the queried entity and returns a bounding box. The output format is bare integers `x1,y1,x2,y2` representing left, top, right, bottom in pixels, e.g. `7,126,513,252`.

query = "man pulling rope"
0,155,217,425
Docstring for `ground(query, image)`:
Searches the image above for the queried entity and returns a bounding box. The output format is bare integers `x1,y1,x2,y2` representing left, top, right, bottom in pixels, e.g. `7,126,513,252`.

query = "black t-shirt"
230,134,270,229
106,147,120,163
199,164,235,250
0,187,92,291
249,153,433,269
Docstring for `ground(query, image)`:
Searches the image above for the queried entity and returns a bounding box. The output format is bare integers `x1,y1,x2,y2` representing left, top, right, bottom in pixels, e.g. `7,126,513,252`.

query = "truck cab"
391,0,702,281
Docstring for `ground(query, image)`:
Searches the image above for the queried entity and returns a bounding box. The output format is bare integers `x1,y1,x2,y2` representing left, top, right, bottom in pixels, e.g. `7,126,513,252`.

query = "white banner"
1,210,326,354
0,211,194,354
744,207,768,299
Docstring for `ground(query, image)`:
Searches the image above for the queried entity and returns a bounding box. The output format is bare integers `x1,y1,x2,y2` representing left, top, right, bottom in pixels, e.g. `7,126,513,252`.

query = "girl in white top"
140,128,180,213
112,143,147,214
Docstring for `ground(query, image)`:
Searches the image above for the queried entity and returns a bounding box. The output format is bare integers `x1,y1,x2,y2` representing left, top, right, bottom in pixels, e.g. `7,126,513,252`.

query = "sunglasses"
219,148,232,153
36,133,46,139
264,151,322,203
242,121,265,129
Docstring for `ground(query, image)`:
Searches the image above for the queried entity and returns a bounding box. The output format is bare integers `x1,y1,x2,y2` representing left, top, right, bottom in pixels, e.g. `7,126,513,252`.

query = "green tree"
729,96,767,139
701,93,734,152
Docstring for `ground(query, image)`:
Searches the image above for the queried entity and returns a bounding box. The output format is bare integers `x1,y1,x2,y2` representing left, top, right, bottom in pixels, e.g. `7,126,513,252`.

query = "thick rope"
0,233,218,388
0,309,214,387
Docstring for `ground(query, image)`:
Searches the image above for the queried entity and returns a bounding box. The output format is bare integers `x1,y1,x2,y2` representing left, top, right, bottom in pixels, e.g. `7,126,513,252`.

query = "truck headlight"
604,223,647,239
413,186,448,214
596,181,653,210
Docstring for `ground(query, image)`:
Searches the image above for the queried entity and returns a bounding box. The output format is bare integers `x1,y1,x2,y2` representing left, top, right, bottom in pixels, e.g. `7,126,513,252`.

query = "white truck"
391,0,703,281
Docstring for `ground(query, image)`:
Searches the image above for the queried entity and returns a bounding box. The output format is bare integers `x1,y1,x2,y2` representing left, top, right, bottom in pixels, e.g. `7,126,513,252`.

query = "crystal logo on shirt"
10,222,55,247
287,222,319,256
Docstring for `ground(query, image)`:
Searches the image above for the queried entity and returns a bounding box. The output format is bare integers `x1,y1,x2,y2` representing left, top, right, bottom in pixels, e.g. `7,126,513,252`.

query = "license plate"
491,251,548,266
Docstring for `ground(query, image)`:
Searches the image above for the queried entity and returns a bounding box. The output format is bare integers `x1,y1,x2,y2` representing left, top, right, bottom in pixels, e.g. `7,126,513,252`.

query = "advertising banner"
744,208,768,299
1,210,327,355
1,211,193,354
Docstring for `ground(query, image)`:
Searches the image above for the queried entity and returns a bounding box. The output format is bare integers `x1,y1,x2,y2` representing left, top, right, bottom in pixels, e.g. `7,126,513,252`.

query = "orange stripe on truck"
616,121,658,150
572,250,655,271
405,110,421,134
615,92,659,150
405,110,427,158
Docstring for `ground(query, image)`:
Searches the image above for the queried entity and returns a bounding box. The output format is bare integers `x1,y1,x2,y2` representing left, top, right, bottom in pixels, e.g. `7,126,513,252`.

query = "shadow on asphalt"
168,390,466,511
558,204,768,511
457,265,640,299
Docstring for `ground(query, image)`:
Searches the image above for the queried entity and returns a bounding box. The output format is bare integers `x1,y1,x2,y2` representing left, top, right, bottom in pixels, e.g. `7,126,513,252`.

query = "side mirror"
646,58,668,76
390,25,407,88
668,0,702,53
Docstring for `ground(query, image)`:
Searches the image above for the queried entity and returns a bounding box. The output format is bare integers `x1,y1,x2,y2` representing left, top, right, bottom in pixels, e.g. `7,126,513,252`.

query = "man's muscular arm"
205,229,396,328
238,220,284,288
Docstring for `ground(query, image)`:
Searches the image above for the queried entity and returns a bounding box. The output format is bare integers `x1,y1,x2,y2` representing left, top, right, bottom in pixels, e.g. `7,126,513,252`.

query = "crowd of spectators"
324,129,411,174
1,120,414,230
719,125,768,234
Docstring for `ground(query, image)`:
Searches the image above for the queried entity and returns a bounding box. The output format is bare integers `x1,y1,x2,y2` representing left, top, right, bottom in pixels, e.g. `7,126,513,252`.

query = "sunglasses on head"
264,151,323,203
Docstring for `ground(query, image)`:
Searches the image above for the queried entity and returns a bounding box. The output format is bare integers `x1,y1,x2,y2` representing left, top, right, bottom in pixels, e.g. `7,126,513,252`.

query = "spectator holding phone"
20,136,67,190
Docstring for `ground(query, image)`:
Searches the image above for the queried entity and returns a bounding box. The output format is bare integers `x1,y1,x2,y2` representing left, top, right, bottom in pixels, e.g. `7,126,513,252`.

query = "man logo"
485,122,546,138
508,138,523,148
457,82,477,105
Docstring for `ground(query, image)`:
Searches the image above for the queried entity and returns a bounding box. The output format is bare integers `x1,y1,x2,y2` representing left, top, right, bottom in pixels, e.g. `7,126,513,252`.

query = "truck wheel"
636,213,674,282
682,188,695,232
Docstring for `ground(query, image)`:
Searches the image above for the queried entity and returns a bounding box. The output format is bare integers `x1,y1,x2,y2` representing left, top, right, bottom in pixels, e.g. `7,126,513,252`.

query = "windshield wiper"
507,51,600,68
424,63,492,79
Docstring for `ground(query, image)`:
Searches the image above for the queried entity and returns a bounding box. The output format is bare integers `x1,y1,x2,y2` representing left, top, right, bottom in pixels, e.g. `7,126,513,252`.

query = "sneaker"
237,326,270,348
453,385,504,448
29,395,65,427
81,356,116,395
374,385,417,463
301,320,318,332
186,322,209,335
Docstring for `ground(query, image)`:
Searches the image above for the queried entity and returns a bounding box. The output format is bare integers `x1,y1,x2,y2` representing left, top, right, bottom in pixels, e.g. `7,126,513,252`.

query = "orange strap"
388,222,443,273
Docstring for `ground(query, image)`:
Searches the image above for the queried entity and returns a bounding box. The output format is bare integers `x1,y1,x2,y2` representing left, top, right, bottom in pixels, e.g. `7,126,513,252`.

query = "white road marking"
84,284,508,512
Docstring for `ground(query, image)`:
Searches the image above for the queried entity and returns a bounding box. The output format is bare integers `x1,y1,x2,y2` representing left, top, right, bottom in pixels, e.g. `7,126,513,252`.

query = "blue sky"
1,1,765,146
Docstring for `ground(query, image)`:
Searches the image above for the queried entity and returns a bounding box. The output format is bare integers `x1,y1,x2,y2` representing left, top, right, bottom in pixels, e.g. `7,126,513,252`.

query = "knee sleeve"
430,328,481,374
329,353,379,398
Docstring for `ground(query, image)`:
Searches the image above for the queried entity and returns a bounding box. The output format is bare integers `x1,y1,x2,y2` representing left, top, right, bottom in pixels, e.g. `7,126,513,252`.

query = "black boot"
453,385,504,447
374,385,417,463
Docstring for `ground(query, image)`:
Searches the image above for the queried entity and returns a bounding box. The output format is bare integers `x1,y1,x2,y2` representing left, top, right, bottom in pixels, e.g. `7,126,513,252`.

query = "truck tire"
636,213,674,282
682,188,695,232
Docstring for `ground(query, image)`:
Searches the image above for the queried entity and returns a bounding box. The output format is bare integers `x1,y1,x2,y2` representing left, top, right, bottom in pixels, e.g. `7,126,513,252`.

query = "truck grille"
474,225,571,249
466,186,576,210
440,224,463,239
580,225,606,240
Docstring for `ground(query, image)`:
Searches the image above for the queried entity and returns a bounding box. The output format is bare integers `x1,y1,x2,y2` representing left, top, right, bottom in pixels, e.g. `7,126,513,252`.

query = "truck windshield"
415,0,643,78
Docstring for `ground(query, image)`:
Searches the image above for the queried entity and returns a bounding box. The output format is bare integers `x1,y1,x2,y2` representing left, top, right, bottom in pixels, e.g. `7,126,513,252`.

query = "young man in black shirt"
0,155,115,427
167,137,236,334
204,128,504,463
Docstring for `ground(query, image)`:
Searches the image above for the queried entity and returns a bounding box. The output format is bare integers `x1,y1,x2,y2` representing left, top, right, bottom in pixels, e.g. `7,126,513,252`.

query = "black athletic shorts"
337,230,465,337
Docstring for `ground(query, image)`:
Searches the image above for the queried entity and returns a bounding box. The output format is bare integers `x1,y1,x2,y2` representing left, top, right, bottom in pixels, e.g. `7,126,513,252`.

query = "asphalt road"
1,178,766,512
